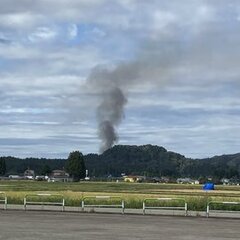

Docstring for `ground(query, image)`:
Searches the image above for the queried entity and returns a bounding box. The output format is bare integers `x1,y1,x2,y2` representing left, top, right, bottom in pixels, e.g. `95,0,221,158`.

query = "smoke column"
87,43,181,153
87,65,135,153
97,87,127,152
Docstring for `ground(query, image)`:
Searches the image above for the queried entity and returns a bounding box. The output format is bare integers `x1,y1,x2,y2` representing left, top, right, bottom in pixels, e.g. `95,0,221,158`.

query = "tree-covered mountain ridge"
1,144,240,179
85,145,240,178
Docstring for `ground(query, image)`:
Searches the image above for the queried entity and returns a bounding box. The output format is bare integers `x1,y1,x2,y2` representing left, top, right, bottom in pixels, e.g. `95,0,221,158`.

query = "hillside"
1,144,240,179
84,145,186,177
84,145,240,179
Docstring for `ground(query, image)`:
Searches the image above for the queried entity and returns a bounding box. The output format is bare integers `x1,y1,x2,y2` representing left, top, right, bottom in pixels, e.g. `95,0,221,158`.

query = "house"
48,169,72,182
24,169,35,180
177,178,199,184
177,178,191,184
220,178,230,185
9,175,25,180
194,180,200,185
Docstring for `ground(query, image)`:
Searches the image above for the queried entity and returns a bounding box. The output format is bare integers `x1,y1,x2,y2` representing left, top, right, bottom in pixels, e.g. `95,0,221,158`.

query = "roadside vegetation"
0,181,240,211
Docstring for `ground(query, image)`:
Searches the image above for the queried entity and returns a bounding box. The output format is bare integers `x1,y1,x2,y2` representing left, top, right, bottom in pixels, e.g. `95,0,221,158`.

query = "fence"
206,200,240,217
24,193,65,211
0,192,7,210
81,196,125,214
143,197,188,216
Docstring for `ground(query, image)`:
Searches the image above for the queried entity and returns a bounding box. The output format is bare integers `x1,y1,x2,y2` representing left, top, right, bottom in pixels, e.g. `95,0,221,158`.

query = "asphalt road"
0,211,239,240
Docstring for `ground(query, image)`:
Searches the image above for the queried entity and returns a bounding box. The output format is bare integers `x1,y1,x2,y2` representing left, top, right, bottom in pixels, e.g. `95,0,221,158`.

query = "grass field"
0,181,240,211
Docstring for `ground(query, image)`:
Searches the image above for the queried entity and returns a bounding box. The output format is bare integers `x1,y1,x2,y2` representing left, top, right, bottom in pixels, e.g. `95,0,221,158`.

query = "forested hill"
84,145,240,178
84,145,187,177
1,144,240,179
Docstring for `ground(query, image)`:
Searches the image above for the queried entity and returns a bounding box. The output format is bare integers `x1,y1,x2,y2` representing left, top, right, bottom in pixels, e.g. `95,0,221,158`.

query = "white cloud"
0,12,45,29
152,10,177,30
68,24,78,39
91,27,106,38
0,43,40,59
28,27,58,42
0,0,240,157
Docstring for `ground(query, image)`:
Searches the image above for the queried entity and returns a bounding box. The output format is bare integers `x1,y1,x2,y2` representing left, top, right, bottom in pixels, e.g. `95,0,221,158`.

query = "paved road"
0,211,239,240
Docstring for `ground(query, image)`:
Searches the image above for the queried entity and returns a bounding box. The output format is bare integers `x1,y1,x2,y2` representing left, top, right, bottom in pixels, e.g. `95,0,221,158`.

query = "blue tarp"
203,183,214,190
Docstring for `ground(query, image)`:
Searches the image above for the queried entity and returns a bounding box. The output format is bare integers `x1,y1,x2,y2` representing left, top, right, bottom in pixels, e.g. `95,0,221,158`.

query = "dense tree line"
0,156,65,175
1,145,240,180
0,158,6,175
84,145,240,180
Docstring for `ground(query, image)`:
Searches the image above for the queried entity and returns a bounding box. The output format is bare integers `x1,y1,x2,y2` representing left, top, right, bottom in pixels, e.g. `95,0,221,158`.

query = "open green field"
0,181,240,211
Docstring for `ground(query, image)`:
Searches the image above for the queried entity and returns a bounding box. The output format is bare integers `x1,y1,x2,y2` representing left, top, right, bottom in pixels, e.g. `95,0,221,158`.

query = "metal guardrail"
0,192,7,210
81,196,125,214
206,200,240,217
143,197,188,216
24,193,65,211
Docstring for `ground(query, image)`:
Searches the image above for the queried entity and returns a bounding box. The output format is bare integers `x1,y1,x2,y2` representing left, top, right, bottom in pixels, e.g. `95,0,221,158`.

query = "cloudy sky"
0,0,240,158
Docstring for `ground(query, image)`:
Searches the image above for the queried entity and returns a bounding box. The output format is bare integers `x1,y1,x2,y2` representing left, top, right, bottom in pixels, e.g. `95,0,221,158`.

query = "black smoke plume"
87,43,181,153
97,87,127,153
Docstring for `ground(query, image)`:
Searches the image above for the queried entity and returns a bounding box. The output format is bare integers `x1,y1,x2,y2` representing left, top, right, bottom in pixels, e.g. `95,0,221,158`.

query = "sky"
0,0,240,158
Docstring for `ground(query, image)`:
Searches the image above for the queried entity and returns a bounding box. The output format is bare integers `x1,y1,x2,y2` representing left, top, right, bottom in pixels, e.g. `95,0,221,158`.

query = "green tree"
41,164,51,176
0,158,6,176
65,151,86,181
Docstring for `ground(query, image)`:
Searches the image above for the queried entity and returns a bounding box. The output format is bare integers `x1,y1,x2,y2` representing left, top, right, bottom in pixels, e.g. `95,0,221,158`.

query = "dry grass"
0,181,240,210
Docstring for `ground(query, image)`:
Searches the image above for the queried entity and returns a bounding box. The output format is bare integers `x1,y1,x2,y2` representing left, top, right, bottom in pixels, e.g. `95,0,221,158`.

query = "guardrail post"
143,201,145,215
185,202,188,216
81,200,84,212
0,192,7,210
122,200,125,215
62,198,65,212
206,204,209,218
4,196,7,210
24,197,27,210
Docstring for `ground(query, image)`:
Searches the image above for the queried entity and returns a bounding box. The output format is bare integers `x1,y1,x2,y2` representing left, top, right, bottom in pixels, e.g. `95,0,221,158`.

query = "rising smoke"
97,87,127,153
87,42,182,153
87,65,133,153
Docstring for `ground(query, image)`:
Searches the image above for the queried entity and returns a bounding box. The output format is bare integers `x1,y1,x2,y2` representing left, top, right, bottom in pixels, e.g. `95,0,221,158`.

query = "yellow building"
123,175,144,183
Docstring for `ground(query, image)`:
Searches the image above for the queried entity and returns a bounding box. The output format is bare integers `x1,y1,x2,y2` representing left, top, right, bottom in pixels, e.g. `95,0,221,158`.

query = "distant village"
8,169,72,182
3,169,239,185
122,175,239,185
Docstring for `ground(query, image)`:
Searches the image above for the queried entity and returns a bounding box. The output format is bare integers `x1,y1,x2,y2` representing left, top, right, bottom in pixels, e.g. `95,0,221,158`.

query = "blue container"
203,183,214,190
